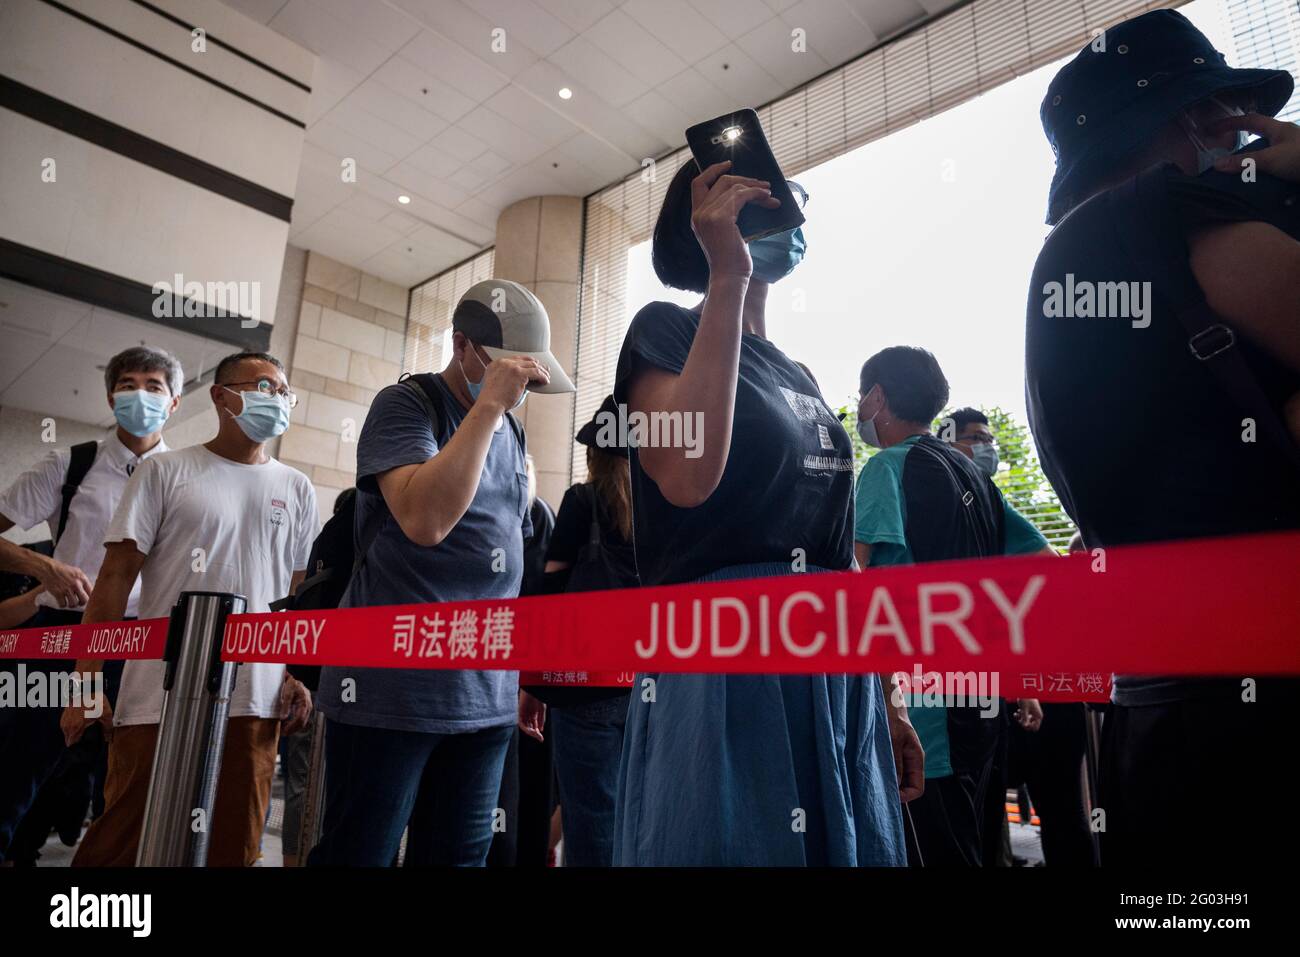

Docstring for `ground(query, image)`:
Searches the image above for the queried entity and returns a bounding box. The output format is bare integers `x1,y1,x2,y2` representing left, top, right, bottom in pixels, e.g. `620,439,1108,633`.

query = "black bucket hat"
1042,9,1293,225
575,394,627,454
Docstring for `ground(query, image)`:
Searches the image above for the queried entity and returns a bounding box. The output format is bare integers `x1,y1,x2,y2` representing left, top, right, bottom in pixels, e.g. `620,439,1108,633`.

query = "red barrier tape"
0,618,168,661
218,532,1298,697
4,533,1296,705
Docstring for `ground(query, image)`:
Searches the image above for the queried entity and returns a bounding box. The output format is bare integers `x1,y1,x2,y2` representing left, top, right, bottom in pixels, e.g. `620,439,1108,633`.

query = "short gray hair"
104,346,184,397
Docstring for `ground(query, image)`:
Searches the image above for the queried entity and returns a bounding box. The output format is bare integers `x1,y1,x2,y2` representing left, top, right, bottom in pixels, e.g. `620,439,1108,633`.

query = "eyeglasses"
223,377,298,409
787,180,809,210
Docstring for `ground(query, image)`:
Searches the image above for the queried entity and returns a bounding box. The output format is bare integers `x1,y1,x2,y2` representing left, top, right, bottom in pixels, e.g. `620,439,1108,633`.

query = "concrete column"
492,195,583,510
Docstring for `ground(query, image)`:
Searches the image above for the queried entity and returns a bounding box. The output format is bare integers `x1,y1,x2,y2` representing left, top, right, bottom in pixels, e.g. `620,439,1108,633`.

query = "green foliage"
835,401,1076,551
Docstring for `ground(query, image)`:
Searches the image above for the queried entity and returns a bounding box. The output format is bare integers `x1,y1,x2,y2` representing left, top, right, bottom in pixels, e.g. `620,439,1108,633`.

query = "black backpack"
0,441,97,604
273,373,522,690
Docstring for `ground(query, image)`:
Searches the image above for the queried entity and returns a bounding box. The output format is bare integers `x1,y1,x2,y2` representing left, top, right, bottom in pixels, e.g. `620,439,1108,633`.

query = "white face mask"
1178,96,1248,174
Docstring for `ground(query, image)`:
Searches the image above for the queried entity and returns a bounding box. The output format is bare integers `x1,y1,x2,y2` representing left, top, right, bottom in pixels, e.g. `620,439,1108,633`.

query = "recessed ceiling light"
558,87,573,100
398,194,411,204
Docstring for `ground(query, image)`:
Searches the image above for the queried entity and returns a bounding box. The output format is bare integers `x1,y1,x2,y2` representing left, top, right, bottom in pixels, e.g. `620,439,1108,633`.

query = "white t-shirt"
106,445,317,727
0,434,168,616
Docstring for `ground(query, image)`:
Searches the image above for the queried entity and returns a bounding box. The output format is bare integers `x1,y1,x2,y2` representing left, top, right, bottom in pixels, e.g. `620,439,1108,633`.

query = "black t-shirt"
1026,163,1300,705
613,301,855,586
546,482,633,565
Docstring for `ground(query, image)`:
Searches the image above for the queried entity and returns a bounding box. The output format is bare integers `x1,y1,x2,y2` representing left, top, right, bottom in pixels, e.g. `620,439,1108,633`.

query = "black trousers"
0,607,84,863
1008,702,1098,866
1099,682,1297,867
907,760,992,867
979,714,1012,867
485,715,555,867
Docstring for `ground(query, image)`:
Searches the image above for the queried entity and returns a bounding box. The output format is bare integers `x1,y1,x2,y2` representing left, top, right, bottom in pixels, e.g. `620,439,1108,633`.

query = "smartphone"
685,109,805,242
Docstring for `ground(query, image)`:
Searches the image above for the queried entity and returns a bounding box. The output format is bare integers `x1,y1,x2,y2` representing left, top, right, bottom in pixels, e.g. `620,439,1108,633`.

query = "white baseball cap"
452,279,575,394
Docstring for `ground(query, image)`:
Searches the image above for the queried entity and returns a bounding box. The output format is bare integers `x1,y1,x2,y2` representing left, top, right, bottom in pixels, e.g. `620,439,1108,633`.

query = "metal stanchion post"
136,591,245,867
1083,705,1104,862
1083,706,1103,808
294,710,328,865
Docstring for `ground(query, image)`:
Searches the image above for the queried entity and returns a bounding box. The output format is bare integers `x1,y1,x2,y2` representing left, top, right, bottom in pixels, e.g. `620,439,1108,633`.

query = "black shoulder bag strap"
1115,169,1300,473
349,375,447,580
57,441,99,543
581,481,602,554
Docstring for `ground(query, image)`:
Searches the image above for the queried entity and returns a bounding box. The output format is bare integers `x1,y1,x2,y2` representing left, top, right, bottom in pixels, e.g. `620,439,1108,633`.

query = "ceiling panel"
584,9,688,88
692,0,778,36
341,78,449,143
232,0,959,287
736,14,833,88
536,0,618,34
393,0,548,78
783,0,883,67
622,0,732,64
546,35,646,108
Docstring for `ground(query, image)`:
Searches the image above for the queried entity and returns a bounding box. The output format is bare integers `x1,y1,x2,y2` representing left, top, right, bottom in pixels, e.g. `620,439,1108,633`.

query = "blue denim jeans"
309,718,512,867
551,695,629,867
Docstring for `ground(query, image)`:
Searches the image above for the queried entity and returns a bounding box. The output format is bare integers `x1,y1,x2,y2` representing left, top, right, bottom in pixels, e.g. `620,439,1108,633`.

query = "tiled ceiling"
222,0,961,287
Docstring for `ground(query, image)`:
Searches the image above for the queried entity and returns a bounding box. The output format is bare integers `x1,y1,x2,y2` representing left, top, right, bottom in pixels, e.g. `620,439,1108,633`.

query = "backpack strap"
349,374,448,579
348,506,387,580
56,441,98,543
398,372,447,441
402,370,526,457
1114,168,1300,473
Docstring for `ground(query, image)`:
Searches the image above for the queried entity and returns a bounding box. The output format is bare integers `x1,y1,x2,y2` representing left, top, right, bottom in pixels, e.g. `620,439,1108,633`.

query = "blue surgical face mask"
971,442,999,476
460,344,526,410
224,388,290,442
748,226,806,283
112,389,170,437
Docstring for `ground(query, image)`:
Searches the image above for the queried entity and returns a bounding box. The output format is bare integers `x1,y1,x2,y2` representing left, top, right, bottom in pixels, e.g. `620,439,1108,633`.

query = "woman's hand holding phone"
689,160,781,282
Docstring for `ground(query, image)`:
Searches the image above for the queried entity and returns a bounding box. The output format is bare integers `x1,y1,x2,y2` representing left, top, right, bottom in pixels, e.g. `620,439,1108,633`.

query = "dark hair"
104,346,183,396
651,161,709,294
214,351,285,385
859,346,950,424
949,407,989,432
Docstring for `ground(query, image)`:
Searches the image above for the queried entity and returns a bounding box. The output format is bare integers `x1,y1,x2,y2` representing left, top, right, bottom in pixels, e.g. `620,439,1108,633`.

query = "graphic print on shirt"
270,497,287,528
778,386,854,475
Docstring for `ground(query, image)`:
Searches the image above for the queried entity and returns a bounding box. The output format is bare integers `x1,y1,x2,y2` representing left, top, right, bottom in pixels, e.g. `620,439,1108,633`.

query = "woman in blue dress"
611,159,924,865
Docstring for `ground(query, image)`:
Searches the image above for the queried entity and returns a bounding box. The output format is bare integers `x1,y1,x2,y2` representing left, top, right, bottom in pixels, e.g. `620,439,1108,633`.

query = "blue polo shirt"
316,375,530,734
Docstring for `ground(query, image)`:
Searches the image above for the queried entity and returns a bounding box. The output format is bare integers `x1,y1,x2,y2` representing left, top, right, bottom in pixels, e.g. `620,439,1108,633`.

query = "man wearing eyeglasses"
62,351,317,867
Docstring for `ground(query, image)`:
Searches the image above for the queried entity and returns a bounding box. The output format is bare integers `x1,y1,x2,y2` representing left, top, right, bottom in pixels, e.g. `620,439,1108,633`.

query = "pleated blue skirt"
613,563,906,866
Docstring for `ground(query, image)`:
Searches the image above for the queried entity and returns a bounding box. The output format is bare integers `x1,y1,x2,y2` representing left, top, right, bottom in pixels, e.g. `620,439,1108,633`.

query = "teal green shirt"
853,436,1049,777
